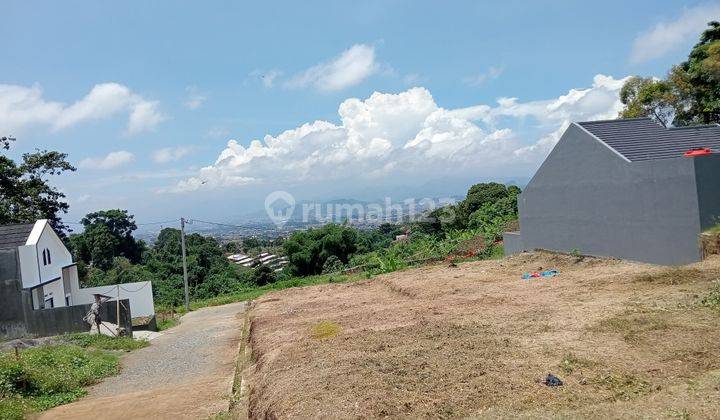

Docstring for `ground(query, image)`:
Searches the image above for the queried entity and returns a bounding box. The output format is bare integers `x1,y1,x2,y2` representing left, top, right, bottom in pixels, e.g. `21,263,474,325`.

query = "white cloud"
629,4,720,64
285,44,379,91
79,151,135,170
170,74,628,193
153,146,192,163
0,82,165,135
464,66,504,87
127,100,164,135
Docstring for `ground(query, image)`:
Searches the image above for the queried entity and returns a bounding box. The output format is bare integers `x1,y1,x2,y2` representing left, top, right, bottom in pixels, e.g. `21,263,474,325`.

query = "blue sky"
2,1,719,224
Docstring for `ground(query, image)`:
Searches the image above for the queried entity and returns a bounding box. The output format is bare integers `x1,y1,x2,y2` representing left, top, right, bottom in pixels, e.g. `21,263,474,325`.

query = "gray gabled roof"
0,223,35,250
577,118,720,161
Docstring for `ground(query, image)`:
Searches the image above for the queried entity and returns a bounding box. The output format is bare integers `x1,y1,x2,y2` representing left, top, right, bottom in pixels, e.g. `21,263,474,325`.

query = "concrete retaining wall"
502,232,524,255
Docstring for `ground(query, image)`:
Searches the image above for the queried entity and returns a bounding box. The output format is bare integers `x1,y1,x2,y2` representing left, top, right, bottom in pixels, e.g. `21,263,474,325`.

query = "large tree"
70,209,145,269
620,21,720,126
0,136,76,235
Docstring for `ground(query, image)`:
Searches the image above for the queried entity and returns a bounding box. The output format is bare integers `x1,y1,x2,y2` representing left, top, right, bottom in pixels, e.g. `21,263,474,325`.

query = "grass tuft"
310,321,342,339
591,311,671,343
559,352,595,374
700,282,720,310
592,372,654,401
62,333,148,352
634,267,707,285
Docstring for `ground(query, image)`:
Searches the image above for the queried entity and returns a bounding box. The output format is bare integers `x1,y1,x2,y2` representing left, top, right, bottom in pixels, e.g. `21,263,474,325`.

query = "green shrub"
0,344,121,417
700,283,720,309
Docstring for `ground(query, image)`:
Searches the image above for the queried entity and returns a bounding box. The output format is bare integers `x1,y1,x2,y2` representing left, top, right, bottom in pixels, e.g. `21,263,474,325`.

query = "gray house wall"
0,248,132,339
694,154,720,231
513,123,704,265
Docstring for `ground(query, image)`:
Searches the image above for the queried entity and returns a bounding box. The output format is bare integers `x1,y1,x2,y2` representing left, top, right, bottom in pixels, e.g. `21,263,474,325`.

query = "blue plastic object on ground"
521,269,559,279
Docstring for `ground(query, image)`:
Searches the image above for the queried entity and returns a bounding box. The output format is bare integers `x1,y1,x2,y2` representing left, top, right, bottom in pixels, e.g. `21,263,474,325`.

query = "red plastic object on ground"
683,148,712,157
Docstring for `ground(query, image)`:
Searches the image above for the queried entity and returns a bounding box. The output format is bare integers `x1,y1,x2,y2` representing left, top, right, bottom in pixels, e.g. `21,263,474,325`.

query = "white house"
3,219,155,320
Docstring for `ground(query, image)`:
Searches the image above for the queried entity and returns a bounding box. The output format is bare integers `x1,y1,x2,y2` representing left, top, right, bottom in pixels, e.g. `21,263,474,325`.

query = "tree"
619,21,720,126
670,21,720,125
0,137,76,235
283,224,358,276
619,76,675,127
71,209,145,267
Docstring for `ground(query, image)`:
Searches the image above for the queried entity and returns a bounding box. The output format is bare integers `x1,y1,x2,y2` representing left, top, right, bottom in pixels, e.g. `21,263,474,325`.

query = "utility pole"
180,217,190,311
116,284,121,335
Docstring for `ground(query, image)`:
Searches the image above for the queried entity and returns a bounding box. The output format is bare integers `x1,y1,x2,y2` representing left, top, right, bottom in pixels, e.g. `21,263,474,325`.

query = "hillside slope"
244,252,720,419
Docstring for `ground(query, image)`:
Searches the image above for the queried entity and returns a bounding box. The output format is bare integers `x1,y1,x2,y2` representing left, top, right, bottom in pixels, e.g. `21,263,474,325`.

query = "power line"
188,219,263,230
65,219,179,227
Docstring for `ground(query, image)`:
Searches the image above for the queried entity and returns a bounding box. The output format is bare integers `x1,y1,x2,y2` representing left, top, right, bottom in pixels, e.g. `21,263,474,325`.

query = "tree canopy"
69,209,145,270
620,21,720,126
0,136,76,235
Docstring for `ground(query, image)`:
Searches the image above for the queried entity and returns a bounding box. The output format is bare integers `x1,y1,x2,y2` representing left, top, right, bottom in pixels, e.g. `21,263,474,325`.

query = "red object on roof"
683,148,712,157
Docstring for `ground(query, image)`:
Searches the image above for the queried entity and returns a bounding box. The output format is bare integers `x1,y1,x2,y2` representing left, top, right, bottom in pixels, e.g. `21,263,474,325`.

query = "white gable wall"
34,222,72,285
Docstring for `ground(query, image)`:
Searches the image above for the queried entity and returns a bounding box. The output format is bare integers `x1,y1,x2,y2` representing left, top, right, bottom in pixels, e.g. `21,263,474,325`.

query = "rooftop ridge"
668,124,720,130
579,117,653,124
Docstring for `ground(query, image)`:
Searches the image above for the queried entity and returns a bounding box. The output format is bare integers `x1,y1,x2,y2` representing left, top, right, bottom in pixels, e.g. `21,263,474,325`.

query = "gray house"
0,220,139,339
504,118,720,265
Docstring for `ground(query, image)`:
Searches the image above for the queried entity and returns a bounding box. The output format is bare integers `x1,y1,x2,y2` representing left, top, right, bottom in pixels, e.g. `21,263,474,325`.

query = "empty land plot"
243,252,720,419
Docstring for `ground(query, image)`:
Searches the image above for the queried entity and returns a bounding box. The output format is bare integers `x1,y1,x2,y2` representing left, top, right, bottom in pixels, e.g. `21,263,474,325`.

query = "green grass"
700,283,720,310
179,272,364,311
156,317,179,331
705,223,720,234
0,344,120,419
62,333,148,351
158,244,505,314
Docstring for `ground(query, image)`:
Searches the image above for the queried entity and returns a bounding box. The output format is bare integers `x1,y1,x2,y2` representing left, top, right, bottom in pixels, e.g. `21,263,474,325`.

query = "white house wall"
35,223,72,285
66,267,155,318
42,278,66,308
18,245,40,289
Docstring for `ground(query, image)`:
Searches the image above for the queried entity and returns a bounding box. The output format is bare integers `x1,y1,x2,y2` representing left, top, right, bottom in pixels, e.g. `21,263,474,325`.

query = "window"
41,249,51,266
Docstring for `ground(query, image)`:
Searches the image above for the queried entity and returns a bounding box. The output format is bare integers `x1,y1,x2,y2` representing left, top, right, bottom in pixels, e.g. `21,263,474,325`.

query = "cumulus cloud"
79,151,135,170
0,83,165,135
183,86,207,110
464,66,504,87
169,74,628,193
285,44,379,91
153,146,192,164
629,4,720,64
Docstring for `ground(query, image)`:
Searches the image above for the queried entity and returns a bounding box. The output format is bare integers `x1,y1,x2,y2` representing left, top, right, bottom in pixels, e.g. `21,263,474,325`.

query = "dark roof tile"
0,223,35,250
577,118,720,161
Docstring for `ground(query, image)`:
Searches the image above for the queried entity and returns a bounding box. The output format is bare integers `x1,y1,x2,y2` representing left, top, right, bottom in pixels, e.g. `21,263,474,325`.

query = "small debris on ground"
544,373,564,386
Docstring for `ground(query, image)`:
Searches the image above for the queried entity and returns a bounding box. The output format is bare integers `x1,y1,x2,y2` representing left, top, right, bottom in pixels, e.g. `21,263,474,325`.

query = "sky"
2,0,719,225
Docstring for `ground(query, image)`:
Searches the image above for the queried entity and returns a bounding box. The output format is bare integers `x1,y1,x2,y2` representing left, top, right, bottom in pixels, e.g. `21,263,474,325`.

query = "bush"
322,255,345,274
0,344,120,417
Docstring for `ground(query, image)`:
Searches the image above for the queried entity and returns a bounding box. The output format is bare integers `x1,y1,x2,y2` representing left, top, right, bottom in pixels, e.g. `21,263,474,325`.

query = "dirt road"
41,301,245,419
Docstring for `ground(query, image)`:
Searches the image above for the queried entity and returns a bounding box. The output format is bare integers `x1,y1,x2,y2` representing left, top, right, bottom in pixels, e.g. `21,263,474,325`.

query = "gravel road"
41,301,246,419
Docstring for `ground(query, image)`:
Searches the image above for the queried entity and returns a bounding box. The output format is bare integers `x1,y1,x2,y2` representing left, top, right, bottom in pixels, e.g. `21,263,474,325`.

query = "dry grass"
310,321,341,339
242,252,720,419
